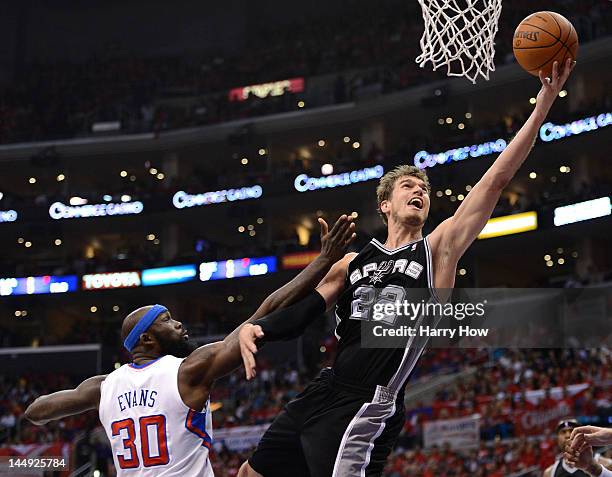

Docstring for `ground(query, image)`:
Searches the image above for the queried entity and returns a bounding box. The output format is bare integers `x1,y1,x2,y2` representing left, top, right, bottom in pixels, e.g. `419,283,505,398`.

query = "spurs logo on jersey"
349,245,423,287
332,236,438,391
369,260,394,284
99,355,214,477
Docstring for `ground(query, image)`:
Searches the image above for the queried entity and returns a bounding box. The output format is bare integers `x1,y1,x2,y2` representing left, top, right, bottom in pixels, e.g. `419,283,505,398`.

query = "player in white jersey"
23,214,356,476
100,352,216,476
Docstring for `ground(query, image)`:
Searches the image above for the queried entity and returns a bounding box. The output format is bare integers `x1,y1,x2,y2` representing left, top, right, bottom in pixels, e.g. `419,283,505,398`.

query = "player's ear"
380,200,390,214
140,333,155,346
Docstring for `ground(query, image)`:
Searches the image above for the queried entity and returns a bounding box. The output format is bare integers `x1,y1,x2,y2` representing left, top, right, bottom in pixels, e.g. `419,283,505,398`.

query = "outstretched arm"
240,252,356,378
24,375,107,425
429,59,574,265
178,214,356,402
247,214,356,321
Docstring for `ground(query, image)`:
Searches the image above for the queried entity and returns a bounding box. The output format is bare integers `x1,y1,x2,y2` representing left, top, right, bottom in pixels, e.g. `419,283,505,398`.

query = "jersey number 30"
111,415,169,469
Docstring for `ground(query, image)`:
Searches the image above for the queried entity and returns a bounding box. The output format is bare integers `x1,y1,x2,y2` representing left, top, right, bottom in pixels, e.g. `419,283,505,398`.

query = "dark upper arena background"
0,0,610,475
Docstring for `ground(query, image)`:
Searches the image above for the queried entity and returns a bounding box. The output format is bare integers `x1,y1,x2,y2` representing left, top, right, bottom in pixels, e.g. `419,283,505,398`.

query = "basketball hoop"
416,0,503,83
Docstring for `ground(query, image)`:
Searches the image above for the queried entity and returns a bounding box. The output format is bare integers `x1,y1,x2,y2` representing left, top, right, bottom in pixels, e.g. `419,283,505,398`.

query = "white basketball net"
416,0,503,83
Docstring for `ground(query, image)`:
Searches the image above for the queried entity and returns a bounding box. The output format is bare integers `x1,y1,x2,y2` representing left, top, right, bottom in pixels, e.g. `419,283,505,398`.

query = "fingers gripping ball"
513,11,578,78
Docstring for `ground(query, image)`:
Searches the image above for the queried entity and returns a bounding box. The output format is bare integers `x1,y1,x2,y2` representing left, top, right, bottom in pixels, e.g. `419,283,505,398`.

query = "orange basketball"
513,11,579,78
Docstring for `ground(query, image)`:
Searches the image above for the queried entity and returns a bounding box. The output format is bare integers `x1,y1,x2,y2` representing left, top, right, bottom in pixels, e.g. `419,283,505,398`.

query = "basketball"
513,11,579,78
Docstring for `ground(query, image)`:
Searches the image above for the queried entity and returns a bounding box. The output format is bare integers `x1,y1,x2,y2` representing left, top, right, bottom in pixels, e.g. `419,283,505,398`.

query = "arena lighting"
477,211,538,239
172,185,263,209
91,121,120,132
69,196,88,206
321,164,334,175
294,165,384,193
199,256,277,282
228,77,304,102
141,265,197,287
0,275,78,296
0,210,18,223
49,201,144,220
540,111,612,142
82,271,142,290
414,139,507,170
553,197,611,226
282,251,319,270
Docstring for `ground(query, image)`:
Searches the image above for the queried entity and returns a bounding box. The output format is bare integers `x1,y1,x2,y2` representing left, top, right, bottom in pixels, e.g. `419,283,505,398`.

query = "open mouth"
408,197,423,210
182,332,189,340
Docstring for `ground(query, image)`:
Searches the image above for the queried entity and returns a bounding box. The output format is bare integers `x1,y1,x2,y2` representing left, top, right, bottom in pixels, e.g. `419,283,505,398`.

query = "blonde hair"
376,165,430,224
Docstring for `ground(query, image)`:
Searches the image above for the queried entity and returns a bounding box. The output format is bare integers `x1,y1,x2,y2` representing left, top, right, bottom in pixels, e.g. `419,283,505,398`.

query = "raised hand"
318,214,357,264
570,426,612,447
536,58,575,113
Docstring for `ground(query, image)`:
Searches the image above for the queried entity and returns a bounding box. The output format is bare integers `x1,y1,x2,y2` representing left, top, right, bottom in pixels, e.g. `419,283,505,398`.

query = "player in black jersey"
238,59,575,477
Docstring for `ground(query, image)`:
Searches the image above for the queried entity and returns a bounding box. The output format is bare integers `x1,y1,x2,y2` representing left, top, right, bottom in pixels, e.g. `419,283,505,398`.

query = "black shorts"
248,368,404,477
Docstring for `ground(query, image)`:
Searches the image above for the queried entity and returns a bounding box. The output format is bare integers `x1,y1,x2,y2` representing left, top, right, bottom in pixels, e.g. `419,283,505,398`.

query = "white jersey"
99,355,214,477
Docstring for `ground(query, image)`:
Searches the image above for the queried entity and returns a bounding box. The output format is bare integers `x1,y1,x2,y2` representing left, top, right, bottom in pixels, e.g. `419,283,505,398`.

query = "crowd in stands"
1,87,610,280
202,348,612,443
384,439,557,477
206,348,611,476
1,85,609,212
210,349,489,429
2,347,610,477
208,437,562,477
0,373,100,446
403,349,611,446
0,0,609,144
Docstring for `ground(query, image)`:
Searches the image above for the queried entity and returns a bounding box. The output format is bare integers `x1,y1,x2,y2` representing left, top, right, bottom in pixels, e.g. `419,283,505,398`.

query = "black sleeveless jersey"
333,236,438,393
552,459,590,477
